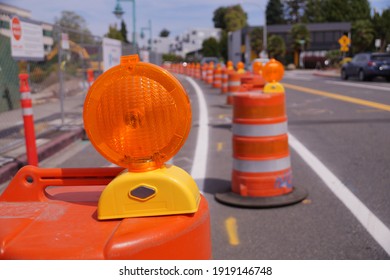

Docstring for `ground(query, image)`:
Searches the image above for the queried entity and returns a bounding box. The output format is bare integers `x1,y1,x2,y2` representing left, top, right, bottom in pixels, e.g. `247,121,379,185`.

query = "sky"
2,0,390,47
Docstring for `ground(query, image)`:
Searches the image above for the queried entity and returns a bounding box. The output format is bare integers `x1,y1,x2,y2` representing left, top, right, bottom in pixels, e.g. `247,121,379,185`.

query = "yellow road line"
225,217,240,246
217,142,224,152
283,83,390,113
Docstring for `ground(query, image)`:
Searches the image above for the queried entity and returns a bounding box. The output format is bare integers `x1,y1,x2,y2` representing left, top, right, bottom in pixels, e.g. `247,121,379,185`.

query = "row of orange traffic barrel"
166,59,308,208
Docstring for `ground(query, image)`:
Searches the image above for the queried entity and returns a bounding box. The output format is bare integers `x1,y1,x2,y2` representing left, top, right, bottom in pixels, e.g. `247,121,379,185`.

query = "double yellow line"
283,83,390,112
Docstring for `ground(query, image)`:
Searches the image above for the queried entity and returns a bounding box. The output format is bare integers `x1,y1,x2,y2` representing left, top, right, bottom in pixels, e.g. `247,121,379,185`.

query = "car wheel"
358,70,366,81
341,69,348,80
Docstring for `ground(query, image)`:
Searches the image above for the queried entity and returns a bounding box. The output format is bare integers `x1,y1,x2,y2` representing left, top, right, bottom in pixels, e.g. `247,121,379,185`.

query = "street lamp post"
240,1,267,57
113,0,136,51
141,19,152,51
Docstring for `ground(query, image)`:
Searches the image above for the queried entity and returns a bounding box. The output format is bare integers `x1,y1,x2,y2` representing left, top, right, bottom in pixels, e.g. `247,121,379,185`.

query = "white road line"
185,77,209,192
326,80,390,92
288,132,390,256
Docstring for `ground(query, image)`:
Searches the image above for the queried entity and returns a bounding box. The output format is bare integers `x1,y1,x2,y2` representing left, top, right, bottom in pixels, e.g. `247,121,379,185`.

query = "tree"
302,0,325,23
267,35,286,60
351,20,375,53
160,29,170,38
213,7,228,30
250,27,264,56
202,37,220,57
212,5,247,32
348,0,371,21
320,0,349,22
266,0,285,25
284,0,306,24
212,5,247,61
372,8,390,51
290,23,310,66
120,20,129,43
105,24,124,41
54,11,93,43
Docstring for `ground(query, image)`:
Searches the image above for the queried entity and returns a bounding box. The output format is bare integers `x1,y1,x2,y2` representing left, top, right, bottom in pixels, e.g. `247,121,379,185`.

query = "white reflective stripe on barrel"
233,156,291,173
22,107,33,116
232,122,288,137
228,81,240,86
21,92,31,100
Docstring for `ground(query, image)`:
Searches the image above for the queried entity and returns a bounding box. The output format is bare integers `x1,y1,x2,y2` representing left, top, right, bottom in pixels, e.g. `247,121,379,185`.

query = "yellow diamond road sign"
338,35,351,47
338,35,350,52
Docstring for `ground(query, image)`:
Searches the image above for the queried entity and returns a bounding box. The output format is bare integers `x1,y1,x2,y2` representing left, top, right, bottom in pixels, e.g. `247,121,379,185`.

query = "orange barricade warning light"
83,54,199,220
263,59,285,94
84,55,191,172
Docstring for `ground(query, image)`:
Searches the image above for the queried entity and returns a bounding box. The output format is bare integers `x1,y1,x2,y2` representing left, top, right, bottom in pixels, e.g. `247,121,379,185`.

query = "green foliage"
284,0,306,24
212,5,247,32
267,35,286,60
372,8,390,51
250,28,263,55
54,11,94,43
351,20,375,53
325,49,342,66
213,7,228,29
162,53,183,63
105,24,124,41
120,20,129,43
202,37,220,57
290,23,310,51
160,29,170,38
302,0,325,23
266,0,285,24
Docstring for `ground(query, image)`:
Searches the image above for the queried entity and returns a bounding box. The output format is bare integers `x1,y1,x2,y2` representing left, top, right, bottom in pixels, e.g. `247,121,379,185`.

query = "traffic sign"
338,35,350,52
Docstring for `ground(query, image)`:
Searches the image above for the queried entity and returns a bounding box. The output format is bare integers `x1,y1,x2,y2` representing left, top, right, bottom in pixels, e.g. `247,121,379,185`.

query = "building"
0,2,54,55
229,22,351,68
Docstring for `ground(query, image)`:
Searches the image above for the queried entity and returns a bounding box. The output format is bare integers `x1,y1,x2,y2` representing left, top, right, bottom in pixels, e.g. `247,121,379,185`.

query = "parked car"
341,53,390,81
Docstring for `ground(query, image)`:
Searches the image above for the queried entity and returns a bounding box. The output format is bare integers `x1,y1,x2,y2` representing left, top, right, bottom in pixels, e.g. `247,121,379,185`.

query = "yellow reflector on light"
83,55,191,172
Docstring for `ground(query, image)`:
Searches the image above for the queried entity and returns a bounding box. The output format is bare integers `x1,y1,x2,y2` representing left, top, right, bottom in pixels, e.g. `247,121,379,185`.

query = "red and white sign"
10,16,44,61
11,17,22,41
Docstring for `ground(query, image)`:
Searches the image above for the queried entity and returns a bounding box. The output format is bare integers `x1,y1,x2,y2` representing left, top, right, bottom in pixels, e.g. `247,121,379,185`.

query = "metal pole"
149,19,152,51
57,30,65,126
263,10,267,55
132,0,136,51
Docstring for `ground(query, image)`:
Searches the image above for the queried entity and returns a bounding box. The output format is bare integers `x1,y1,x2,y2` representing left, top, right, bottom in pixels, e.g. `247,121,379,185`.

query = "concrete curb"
0,128,84,185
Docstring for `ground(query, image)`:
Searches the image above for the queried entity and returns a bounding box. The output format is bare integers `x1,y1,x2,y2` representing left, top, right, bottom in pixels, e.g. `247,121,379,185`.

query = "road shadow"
203,178,231,195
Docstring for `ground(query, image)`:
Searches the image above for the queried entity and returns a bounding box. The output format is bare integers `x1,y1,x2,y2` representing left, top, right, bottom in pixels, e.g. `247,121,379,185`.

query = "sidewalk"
312,68,340,78
0,88,87,186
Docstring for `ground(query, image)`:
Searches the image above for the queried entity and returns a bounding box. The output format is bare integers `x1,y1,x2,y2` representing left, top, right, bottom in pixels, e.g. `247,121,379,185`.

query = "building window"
43,30,53,37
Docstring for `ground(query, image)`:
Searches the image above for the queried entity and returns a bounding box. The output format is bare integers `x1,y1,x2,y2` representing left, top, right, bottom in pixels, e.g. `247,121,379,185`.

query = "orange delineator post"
19,73,38,166
0,166,211,259
87,68,94,87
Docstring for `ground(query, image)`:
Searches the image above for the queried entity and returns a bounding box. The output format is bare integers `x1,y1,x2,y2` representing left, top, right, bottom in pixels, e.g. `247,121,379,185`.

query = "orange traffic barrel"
0,166,211,259
226,72,241,105
201,63,208,82
215,92,307,207
220,67,229,94
206,62,214,84
212,65,222,88
195,63,201,79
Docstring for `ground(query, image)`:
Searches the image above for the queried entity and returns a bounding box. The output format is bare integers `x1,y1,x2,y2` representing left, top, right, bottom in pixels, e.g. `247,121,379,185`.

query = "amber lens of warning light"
83,55,192,172
262,58,284,83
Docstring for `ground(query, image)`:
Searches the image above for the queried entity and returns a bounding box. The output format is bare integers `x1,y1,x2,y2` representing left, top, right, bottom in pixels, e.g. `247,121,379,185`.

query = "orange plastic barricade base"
0,166,211,260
